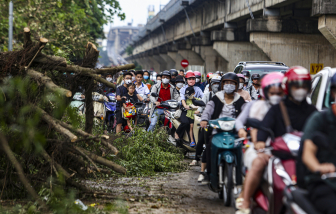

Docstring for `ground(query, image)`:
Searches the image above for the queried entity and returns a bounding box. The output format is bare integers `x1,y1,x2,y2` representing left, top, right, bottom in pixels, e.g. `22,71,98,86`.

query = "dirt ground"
85,162,235,214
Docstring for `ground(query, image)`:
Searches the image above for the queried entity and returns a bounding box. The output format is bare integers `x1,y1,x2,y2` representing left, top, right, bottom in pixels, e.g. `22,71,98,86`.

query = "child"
176,86,200,147
123,84,143,131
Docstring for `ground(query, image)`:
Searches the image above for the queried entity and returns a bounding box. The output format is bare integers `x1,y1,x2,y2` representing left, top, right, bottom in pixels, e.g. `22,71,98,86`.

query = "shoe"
198,173,205,183
235,208,250,214
235,198,244,209
202,173,210,184
190,141,196,147
189,160,198,166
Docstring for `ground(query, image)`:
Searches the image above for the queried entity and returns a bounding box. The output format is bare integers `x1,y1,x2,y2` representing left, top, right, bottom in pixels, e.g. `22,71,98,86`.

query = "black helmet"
162,70,171,77
170,69,178,77
156,73,162,78
242,70,251,78
221,72,239,91
251,73,260,80
175,75,184,83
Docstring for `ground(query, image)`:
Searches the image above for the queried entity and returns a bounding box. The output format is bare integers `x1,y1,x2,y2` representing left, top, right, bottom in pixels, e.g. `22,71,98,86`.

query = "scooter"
207,117,244,207
164,100,205,153
104,90,117,133
246,118,302,214
136,94,151,130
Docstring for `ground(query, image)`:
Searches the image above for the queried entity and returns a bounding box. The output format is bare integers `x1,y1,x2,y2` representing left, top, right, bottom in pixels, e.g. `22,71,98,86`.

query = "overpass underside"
125,0,336,73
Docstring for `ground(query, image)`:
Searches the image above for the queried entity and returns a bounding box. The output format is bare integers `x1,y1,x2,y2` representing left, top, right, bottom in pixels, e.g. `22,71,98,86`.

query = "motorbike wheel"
223,162,233,207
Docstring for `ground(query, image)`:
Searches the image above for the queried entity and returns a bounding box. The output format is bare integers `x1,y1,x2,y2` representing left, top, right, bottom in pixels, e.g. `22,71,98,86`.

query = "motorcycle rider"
156,73,162,85
237,74,252,102
190,75,222,182
142,70,154,89
134,70,150,101
203,73,213,90
300,73,336,214
147,70,180,131
248,73,261,100
170,69,178,86
179,69,185,78
200,73,246,182
116,72,141,134
175,75,185,92
194,71,205,92
242,70,251,90
237,66,316,214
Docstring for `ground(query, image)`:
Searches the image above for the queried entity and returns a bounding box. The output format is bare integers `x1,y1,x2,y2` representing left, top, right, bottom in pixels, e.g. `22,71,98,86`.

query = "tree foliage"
0,0,125,58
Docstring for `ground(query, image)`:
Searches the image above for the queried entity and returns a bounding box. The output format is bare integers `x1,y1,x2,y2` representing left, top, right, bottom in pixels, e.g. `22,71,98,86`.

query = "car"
233,61,288,76
308,67,336,111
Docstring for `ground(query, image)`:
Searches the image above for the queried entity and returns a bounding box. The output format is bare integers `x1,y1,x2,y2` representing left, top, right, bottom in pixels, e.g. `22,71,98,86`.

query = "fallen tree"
0,27,134,205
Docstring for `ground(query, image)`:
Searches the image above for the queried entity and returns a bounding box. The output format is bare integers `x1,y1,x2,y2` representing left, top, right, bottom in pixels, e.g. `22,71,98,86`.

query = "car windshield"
243,68,287,76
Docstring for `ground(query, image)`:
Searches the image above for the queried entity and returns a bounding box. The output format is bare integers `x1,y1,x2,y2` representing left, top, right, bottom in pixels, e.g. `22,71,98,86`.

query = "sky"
104,0,171,32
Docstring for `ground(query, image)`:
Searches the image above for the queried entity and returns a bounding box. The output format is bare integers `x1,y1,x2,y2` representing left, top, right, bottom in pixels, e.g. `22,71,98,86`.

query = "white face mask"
176,83,184,89
106,77,112,82
239,83,244,90
162,78,170,84
156,80,161,85
211,84,220,93
269,95,282,105
196,78,200,83
292,89,308,102
223,84,236,94
245,77,249,82
132,76,135,81
125,79,132,84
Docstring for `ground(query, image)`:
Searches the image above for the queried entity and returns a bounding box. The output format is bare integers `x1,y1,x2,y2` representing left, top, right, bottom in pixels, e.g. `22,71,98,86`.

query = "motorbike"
136,94,151,130
246,118,302,214
103,90,117,133
283,131,335,214
70,92,85,114
207,117,244,207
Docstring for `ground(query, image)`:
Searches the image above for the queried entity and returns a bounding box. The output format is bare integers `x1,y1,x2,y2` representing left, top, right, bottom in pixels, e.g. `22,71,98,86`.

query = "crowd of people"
97,67,336,214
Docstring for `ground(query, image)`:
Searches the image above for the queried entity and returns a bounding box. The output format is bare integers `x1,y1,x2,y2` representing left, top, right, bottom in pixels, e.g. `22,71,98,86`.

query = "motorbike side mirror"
192,99,206,107
246,118,262,129
151,93,158,97
312,131,329,150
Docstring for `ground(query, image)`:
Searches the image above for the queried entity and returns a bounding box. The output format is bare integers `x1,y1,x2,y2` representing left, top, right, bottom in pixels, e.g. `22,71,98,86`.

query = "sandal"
190,141,196,147
235,198,244,209
189,160,198,166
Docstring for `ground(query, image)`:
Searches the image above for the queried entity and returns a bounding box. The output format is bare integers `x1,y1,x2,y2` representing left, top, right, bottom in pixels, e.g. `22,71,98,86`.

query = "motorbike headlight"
218,120,235,131
168,101,178,108
282,133,301,156
109,95,115,101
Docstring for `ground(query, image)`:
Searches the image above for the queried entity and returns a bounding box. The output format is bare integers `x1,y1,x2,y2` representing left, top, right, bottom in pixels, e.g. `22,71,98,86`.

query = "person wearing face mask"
237,74,252,102
115,72,139,134
190,75,222,182
241,70,251,90
298,73,336,214
248,73,261,100
142,70,154,90
236,67,316,214
200,73,246,183
129,70,136,83
156,74,162,85
175,75,185,92
194,71,205,92
147,70,181,131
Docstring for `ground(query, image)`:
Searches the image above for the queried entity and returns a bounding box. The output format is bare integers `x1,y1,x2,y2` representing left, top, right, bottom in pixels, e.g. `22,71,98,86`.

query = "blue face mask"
144,75,149,80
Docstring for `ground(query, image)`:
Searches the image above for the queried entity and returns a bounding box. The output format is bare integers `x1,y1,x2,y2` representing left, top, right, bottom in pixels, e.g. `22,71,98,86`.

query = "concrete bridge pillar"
213,42,270,72
151,55,167,72
193,46,228,73
167,52,185,70
318,15,336,49
177,50,204,67
137,57,150,70
159,54,176,70
250,32,336,69
146,56,161,72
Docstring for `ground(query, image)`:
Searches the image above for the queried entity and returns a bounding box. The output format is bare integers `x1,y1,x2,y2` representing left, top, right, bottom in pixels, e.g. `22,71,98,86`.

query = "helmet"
211,75,221,84
185,72,196,79
216,71,221,74
261,73,284,99
251,73,260,80
161,70,171,77
242,70,251,78
221,72,239,91
186,70,193,73
331,73,336,89
282,66,311,95
194,71,201,78
156,73,162,78
207,73,213,78
170,69,178,77
175,75,184,83
237,74,245,81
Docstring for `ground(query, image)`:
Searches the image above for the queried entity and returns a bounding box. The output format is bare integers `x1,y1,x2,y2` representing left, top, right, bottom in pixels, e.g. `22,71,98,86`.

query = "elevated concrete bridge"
121,0,336,73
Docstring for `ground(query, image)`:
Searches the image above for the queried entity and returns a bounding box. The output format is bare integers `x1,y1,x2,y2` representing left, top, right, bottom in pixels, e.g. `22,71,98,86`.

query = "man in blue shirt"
116,72,137,134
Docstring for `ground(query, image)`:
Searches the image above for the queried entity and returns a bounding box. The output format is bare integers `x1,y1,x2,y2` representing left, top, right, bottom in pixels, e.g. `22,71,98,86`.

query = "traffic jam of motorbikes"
71,62,336,214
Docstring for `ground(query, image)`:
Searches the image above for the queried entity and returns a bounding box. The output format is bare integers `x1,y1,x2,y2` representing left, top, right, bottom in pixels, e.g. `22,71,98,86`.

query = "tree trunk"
84,77,94,134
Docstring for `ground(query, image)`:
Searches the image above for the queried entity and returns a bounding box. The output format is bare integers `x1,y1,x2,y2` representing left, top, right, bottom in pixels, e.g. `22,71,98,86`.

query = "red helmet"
282,66,311,95
207,73,213,78
185,72,196,79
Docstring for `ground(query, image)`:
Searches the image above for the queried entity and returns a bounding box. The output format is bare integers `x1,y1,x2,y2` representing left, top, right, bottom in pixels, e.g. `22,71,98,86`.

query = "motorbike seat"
291,188,321,214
